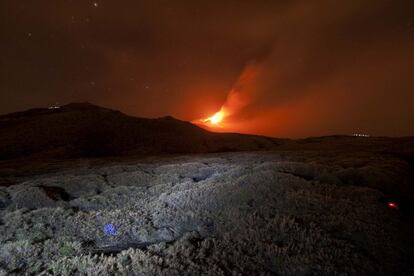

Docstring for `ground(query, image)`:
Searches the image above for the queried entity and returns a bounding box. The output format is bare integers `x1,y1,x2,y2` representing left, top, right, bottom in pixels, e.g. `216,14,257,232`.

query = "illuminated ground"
0,151,413,275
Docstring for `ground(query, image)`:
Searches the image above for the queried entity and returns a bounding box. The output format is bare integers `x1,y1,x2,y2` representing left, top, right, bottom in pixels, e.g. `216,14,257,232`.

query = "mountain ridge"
0,102,284,160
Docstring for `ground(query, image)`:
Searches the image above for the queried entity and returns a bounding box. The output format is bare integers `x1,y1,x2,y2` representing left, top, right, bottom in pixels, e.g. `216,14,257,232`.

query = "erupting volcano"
194,64,261,130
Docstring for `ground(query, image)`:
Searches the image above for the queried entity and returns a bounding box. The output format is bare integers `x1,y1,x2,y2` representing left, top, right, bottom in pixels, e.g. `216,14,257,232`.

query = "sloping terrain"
0,103,282,160
1,104,413,275
0,152,413,275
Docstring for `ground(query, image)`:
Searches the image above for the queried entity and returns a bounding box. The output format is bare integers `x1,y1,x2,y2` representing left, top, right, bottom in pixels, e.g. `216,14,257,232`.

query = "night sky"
1,0,413,137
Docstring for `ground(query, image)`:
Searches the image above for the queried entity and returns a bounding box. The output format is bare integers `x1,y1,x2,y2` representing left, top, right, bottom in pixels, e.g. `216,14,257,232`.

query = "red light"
388,202,399,210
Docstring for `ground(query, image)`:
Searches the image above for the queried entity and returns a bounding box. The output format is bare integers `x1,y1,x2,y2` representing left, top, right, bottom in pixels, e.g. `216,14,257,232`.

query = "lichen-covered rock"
26,174,107,198
7,186,58,209
0,152,411,275
107,170,153,187
0,188,11,209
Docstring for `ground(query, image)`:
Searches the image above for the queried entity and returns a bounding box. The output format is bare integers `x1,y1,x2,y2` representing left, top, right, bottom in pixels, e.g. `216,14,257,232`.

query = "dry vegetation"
0,152,413,275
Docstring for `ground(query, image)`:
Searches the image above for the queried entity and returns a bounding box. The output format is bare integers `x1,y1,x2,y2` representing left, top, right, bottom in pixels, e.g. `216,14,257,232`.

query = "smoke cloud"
197,0,414,137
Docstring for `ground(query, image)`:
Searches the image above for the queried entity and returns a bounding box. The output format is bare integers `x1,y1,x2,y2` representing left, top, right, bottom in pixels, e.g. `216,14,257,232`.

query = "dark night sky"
1,0,413,137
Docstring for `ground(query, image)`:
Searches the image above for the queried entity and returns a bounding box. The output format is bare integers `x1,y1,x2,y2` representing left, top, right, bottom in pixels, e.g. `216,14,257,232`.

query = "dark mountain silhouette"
0,103,284,159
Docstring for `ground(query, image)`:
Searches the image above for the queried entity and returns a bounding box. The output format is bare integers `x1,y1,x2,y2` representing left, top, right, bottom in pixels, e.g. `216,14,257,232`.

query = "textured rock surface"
0,152,413,275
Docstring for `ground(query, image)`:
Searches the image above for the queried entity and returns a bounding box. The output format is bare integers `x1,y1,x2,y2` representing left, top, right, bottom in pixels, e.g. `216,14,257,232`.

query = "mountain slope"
0,103,283,159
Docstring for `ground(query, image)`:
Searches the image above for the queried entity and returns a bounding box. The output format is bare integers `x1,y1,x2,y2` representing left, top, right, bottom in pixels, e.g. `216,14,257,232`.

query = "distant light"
352,133,370,137
103,223,118,236
93,2,99,7
387,202,399,210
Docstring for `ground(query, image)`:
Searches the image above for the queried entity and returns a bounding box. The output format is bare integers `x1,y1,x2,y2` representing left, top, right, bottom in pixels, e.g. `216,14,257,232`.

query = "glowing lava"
202,110,225,126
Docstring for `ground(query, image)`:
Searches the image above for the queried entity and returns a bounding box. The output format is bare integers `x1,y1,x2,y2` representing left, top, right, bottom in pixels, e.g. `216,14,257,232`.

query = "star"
93,2,98,8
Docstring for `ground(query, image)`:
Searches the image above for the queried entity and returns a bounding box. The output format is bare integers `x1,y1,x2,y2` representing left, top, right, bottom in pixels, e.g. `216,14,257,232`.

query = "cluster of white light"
353,133,370,137
48,105,60,110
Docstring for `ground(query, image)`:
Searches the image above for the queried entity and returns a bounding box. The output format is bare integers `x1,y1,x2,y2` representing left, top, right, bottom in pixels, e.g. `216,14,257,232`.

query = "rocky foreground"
0,151,413,275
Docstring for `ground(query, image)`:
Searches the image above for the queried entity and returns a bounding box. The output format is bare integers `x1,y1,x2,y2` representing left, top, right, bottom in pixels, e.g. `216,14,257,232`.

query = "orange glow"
204,110,225,125
193,64,261,131
196,109,227,128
